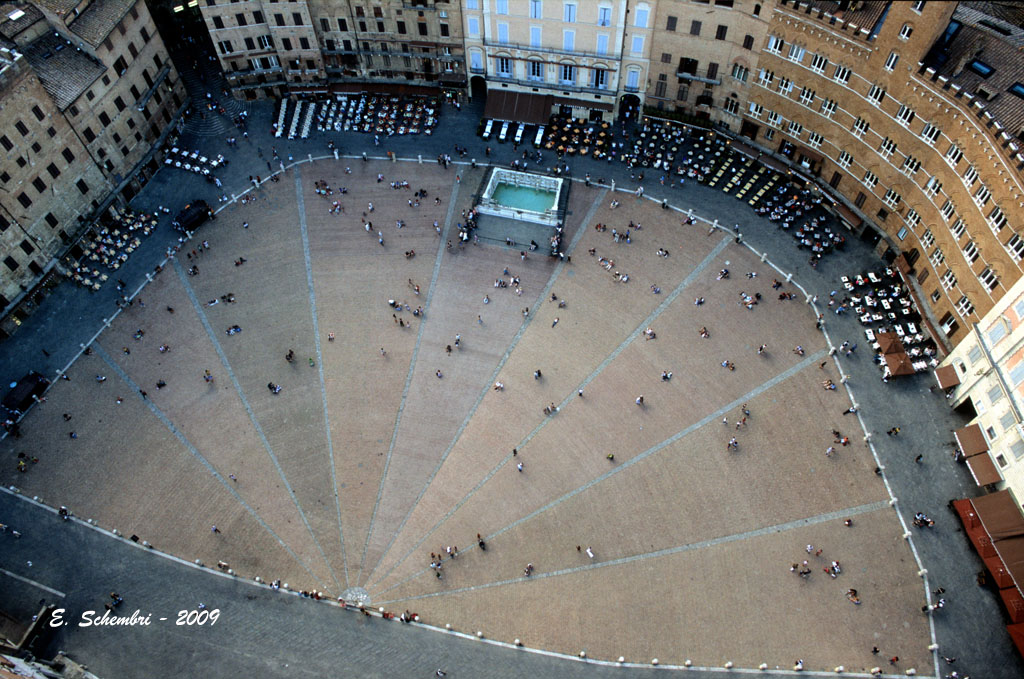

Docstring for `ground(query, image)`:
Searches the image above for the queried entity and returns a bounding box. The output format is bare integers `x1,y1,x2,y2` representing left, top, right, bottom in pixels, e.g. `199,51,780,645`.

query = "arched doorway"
619,94,640,125
470,76,487,103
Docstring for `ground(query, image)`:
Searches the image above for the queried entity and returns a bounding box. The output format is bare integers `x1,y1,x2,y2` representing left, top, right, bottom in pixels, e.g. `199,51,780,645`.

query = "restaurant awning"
876,332,905,355
967,452,1003,486
935,364,961,389
883,351,915,376
484,90,552,125
833,201,863,230
971,489,1024,540
955,423,989,458
1008,622,1024,654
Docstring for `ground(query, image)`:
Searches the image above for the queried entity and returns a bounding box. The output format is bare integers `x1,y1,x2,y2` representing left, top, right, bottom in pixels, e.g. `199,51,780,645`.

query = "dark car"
172,200,213,232
2,371,50,416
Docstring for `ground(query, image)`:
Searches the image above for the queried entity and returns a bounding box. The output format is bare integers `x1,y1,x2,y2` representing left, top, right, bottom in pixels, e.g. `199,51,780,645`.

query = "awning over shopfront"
833,201,863,230
484,90,552,125
971,489,1024,540
935,364,961,389
966,452,1003,486
552,96,613,112
955,423,989,458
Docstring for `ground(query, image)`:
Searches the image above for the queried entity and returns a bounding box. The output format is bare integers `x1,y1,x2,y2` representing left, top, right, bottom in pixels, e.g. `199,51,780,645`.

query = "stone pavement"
0,58,1021,677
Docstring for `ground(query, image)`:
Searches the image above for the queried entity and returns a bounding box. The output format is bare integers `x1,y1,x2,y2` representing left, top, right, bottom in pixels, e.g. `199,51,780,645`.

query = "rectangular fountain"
476,169,564,228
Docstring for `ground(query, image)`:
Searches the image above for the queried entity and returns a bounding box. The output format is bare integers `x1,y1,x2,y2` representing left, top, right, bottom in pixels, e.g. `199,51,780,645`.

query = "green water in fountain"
491,183,557,212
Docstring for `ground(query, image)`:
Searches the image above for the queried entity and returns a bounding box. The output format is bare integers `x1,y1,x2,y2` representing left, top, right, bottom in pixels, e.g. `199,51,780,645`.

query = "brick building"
0,0,187,315
645,0,769,128
200,0,466,99
737,0,1024,347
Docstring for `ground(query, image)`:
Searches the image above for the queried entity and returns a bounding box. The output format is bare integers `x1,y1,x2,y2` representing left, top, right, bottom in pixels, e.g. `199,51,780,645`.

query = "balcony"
623,85,640,93
676,71,721,86
482,39,617,62
470,66,485,74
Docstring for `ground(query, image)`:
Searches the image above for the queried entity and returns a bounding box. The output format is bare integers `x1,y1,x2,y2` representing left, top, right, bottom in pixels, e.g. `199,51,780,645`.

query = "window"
807,131,823,148
989,206,1007,232
758,69,774,87
99,112,111,126
950,217,966,240
921,229,934,248
945,143,963,166
764,129,775,141
766,110,782,127
690,20,702,36
592,68,607,89
666,15,677,31
798,87,815,106
596,34,608,54
777,77,792,95
466,0,478,8
563,30,574,51
529,60,544,80
32,177,45,193
716,25,728,41
900,156,921,176
883,188,901,207
766,35,783,54
938,200,955,222
867,84,886,106
83,127,96,143
440,23,449,37
496,0,508,14
863,170,878,188
292,12,302,25
920,123,941,145
62,148,75,163
281,38,292,51
743,34,753,50
788,44,805,62
44,213,58,228
899,23,913,40
1006,234,1024,261
337,18,348,31
46,162,60,179
631,36,644,54
470,51,482,70
563,3,576,22
253,11,263,23
213,15,224,29
959,166,977,188
661,53,672,64
906,208,920,228
787,120,802,136
259,34,273,49
963,240,979,263
852,117,869,138
897,227,908,241
957,296,975,318
748,102,763,118
877,137,896,159
497,57,511,77
925,176,942,197
634,6,648,28
626,70,639,90
467,17,479,35
895,104,915,126
498,23,509,43
974,184,991,208
941,270,957,290
3,256,18,272
531,26,541,47
820,98,836,118
76,179,89,194
930,248,945,267
560,63,575,84
677,84,689,101
912,2,926,13
731,63,748,82
833,64,851,84
979,268,999,292
706,63,719,81
723,98,740,115
530,0,542,19
810,53,828,74
236,13,247,26
396,20,407,34
837,150,853,168
275,13,285,26
299,37,310,50
884,51,899,71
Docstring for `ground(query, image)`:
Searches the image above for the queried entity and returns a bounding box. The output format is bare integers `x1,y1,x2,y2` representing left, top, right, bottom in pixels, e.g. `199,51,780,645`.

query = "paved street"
1,51,1022,678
